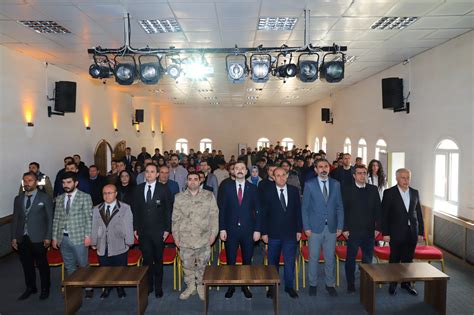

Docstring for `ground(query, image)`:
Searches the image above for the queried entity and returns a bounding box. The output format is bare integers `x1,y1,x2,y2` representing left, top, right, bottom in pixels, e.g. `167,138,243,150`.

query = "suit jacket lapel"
408,188,415,214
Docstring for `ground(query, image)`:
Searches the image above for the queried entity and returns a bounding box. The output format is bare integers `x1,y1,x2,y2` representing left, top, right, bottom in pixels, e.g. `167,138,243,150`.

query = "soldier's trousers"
180,246,211,288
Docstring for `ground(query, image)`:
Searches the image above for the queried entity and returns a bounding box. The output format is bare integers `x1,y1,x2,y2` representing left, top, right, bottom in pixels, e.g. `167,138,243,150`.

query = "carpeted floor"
0,244,472,315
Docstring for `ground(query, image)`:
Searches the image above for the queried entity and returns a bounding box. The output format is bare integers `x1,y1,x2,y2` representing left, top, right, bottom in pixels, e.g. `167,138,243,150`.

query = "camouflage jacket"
172,188,218,249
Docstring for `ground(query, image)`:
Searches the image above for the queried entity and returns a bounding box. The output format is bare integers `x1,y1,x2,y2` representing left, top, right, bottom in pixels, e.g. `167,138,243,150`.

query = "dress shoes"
100,288,111,299
347,284,356,294
117,287,126,298
85,289,94,299
155,288,163,298
285,287,299,298
241,286,252,299
18,287,37,300
225,287,235,299
326,286,338,297
401,283,418,296
148,286,154,295
309,286,317,296
266,289,273,299
39,289,49,300
389,283,397,296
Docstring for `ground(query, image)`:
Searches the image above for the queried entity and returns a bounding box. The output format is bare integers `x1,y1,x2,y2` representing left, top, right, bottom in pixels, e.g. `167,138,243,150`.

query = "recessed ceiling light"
247,95,258,100
204,96,218,100
258,17,298,31
154,89,166,94
245,101,256,105
18,20,71,34
209,102,220,105
139,19,182,34
370,17,418,30
198,89,214,93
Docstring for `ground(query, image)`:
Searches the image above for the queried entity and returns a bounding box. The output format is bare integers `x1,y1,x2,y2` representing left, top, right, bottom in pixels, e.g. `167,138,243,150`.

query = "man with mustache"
218,162,261,299
302,159,344,297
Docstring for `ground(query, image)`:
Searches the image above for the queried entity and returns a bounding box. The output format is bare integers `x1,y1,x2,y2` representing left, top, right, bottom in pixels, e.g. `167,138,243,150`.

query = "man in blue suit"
219,161,261,299
260,167,302,299
302,159,344,297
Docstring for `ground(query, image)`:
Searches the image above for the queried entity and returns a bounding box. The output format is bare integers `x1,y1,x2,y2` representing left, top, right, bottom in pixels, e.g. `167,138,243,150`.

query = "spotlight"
138,55,163,85
250,54,271,83
166,63,181,80
88,55,113,79
274,53,297,80
298,53,320,83
320,53,345,83
113,55,137,85
182,55,213,80
226,54,248,84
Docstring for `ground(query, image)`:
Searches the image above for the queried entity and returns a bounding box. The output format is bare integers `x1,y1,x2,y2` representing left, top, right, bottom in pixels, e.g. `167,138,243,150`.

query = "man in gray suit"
11,172,53,300
302,159,344,297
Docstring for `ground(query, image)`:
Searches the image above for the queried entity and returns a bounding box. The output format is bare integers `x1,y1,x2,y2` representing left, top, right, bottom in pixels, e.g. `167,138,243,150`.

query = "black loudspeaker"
381,78,403,109
135,109,144,122
321,108,330,122
54,81,76,112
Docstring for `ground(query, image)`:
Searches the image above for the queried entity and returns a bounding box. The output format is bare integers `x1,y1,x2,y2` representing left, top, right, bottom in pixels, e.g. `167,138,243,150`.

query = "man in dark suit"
302,159,344,297
382,168,424,296
132,163,173,298
137,146,152,166
11,172,53,300
88,165,106,206
259,167,302,298
218,161,261,299
123,147,137,171
330,153,354,188
342,164,381,294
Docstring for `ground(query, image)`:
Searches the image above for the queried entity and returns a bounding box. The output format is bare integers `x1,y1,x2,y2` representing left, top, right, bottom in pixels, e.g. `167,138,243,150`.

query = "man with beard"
54,156,74,197
218,162,261,299
169,154,188,192
11,172,53,300
172,172,218,301
158,165,179,204
52,172,94,298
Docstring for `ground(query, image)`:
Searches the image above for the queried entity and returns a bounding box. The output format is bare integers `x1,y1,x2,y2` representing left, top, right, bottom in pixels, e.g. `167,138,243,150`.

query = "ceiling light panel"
370,17,419,30
139,19,182,34
18,21,71,34
258,17,298,31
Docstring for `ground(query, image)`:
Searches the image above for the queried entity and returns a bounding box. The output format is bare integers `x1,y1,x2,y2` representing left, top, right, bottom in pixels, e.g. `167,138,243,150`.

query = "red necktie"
238,184,243,206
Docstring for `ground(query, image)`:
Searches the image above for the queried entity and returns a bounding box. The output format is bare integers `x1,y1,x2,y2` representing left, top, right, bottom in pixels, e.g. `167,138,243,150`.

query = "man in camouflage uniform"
172,172,219,300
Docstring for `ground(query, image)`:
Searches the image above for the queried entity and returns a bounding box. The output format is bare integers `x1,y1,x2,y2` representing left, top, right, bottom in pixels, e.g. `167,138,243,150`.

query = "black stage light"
297,53,319,82
114,55,137,85
138,55,163,85
226,54,247,83
88,55,113,79
320,53,345,83
250,53,271,83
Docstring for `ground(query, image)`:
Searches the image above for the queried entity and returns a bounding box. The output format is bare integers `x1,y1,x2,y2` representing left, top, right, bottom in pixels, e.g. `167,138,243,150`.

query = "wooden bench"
202,265,280,315
62,266,148,315
360,262,449,315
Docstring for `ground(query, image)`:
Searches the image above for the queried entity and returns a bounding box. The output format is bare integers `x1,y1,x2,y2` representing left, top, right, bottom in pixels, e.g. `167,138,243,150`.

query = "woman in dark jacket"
117,170,135,206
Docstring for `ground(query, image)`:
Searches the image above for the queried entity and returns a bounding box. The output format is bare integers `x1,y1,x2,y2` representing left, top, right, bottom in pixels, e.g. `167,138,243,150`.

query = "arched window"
322,136,327,152
257,137,270,149
357,138,367,164
343,137,351,155
199,138,212,152
281,137,294,150
434,139,459,215
175,138,188,154
314,137,320,152
375,139,387,160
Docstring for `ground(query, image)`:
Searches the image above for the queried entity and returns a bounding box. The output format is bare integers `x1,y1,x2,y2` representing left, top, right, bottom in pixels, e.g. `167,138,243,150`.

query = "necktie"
237,184,243,206
322,181,328,202
146,185,152,204
66,194,72,215
106,205,111,223
279,188,287,212
25,195,32,210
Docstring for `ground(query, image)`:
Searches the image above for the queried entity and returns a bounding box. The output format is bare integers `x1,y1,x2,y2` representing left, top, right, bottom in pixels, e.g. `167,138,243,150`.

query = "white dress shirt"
235,179,246,198
398,185,411,226
276,184,288,206
144,181,157,200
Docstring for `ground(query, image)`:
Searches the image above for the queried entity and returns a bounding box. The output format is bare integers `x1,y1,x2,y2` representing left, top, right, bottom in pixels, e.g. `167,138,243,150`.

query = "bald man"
382,168,424,296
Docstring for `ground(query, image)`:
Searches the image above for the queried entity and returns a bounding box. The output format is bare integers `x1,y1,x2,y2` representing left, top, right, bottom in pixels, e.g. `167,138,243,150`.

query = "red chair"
300,232,325,288
88,248,100,266
414,236,445,272
128,235,143,266
163,234,179,290
217,240,243,265
47,248,65,281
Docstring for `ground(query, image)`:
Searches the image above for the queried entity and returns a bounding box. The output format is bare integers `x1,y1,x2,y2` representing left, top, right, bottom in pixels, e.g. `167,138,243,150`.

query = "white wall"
306,31,474,220
160,105,306,158
0,46,162,217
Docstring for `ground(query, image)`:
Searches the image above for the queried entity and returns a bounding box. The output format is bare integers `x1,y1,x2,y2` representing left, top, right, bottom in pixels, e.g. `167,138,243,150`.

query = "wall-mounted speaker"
381,78,403,109
54,81,76,112
321,108,330,122
135,109,144,123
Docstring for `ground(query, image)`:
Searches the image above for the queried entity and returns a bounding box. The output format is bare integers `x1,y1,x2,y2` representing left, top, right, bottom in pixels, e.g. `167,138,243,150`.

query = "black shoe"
225,287,235,299
266,289,273,299
148,285,154,295
309,286,317,296
401,283,418,296
18,288,38,300
155,288,163,298
389,283,397,296
117,287,126,298
39,289,49,300
285,287,299,298
347,284,356,294
326,286,338,297
241,286,252,299
85,289,94,299
100,288,111,299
